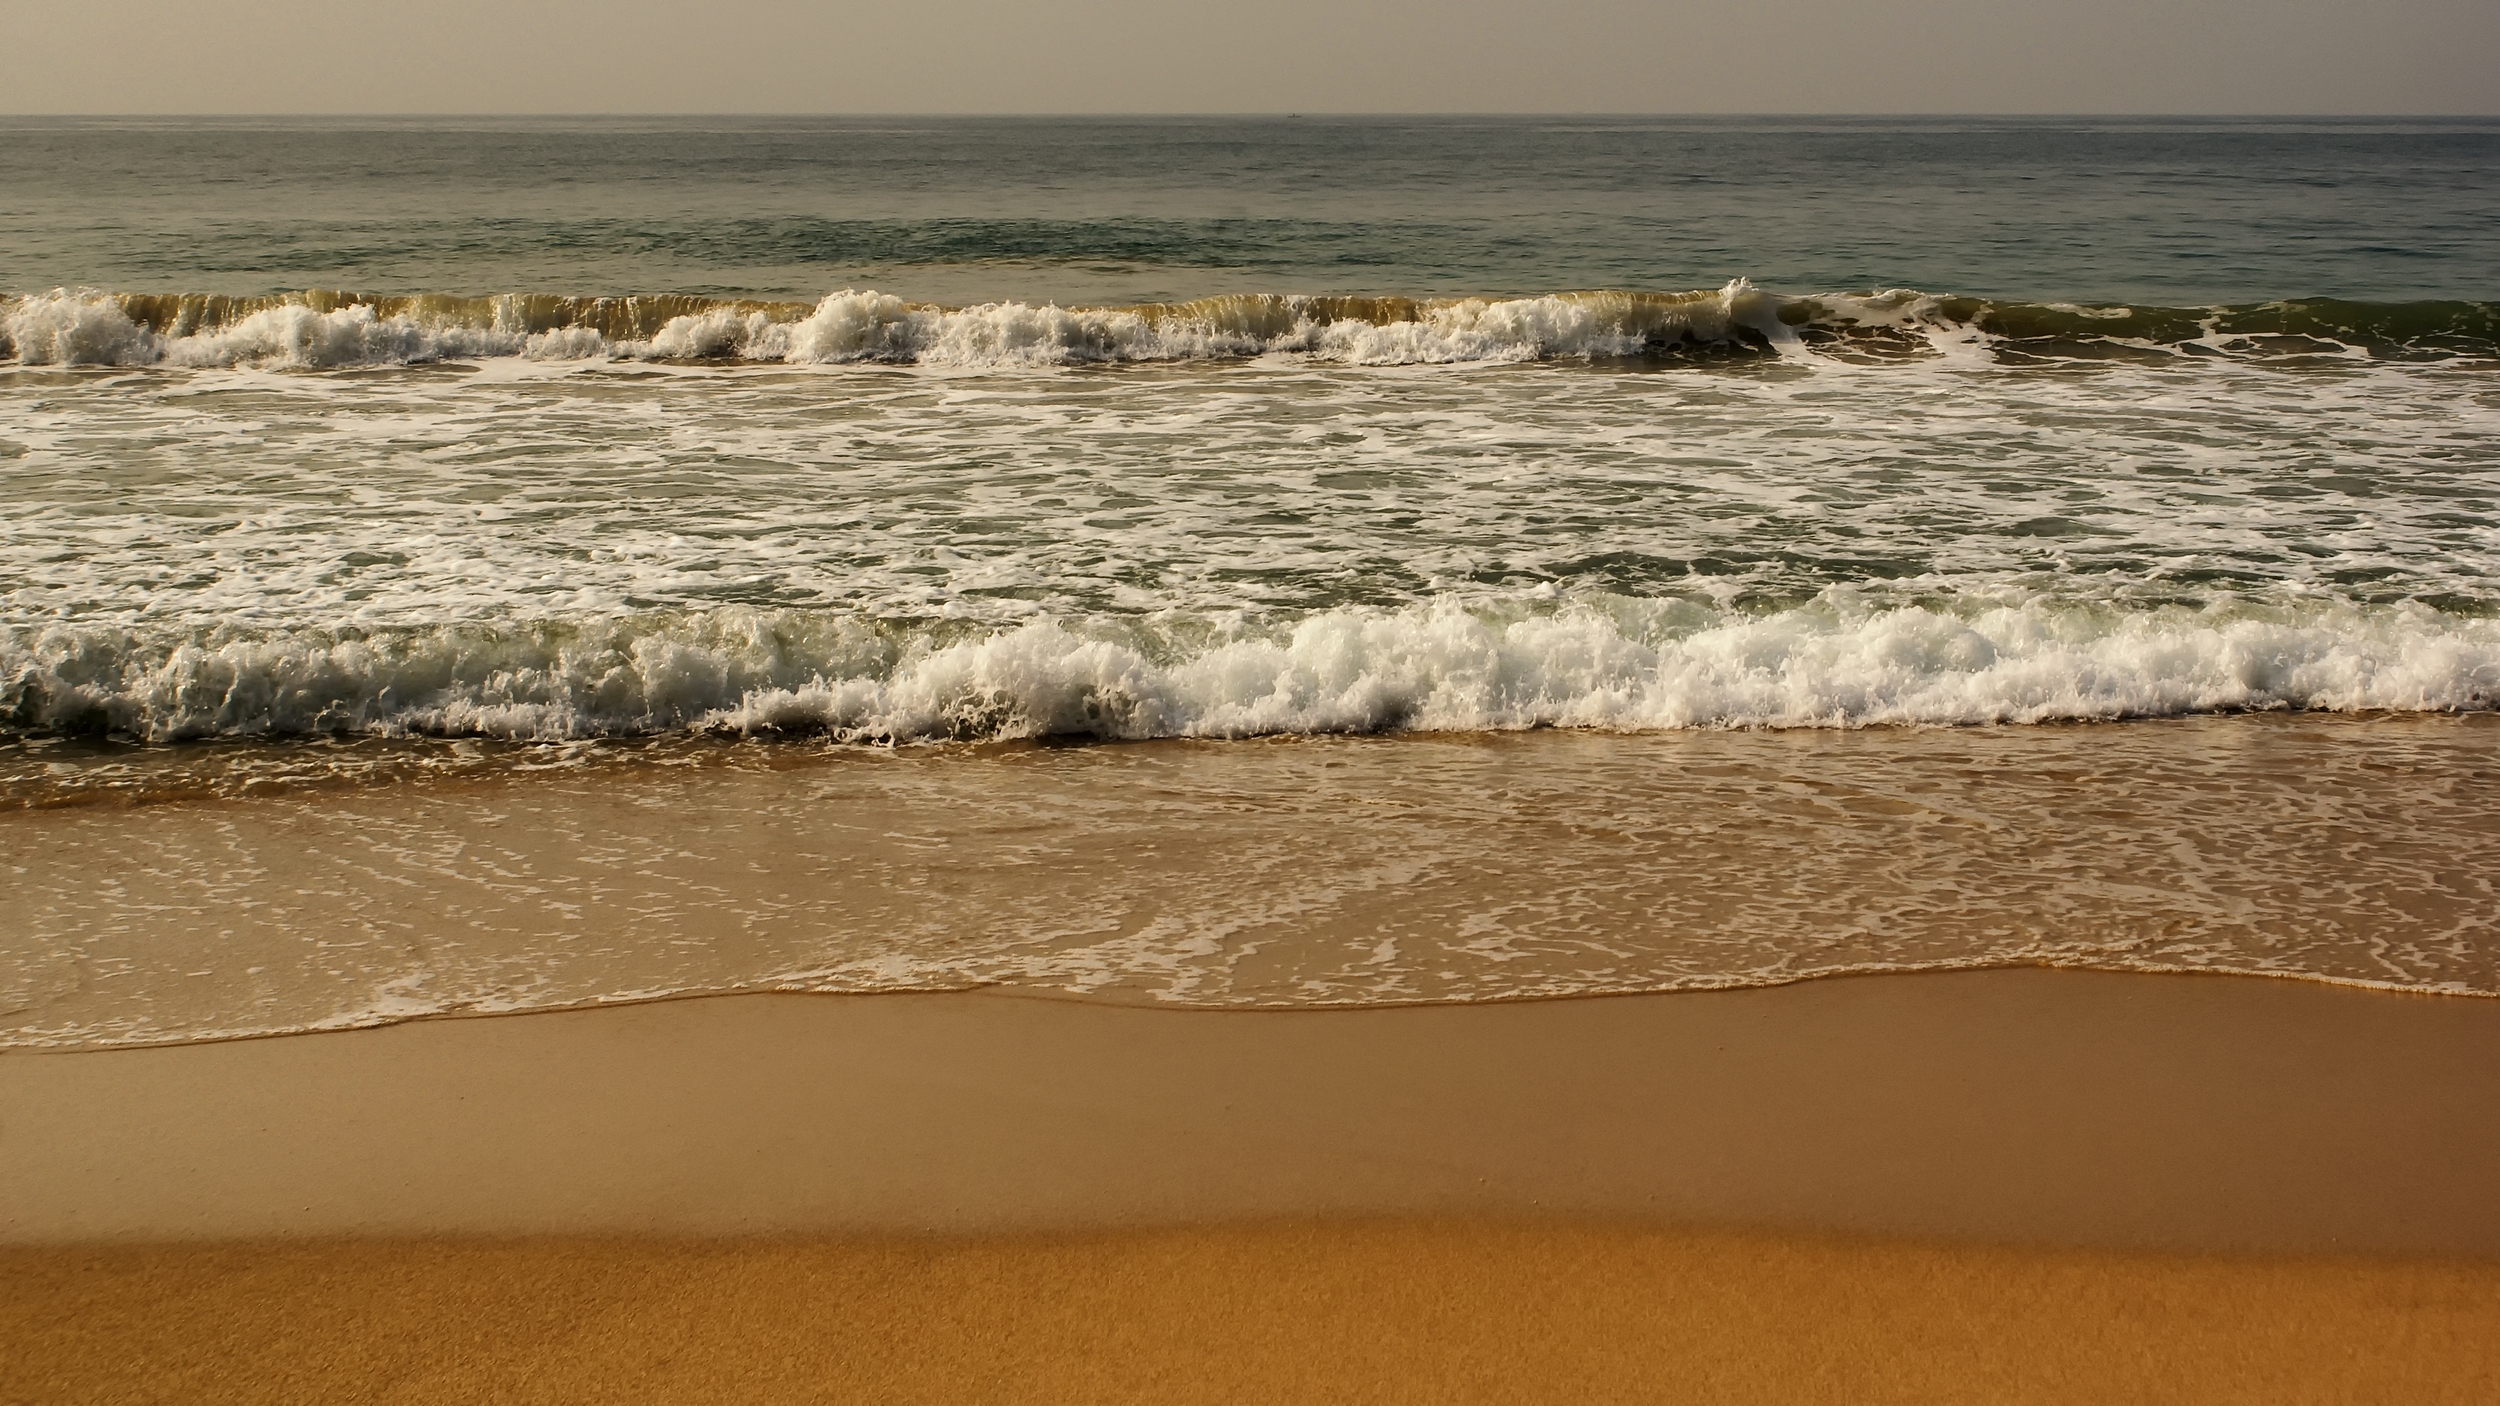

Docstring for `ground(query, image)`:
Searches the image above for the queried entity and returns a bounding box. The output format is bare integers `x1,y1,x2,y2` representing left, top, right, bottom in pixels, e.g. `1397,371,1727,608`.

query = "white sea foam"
0,289,531,369
620,285,1787,366
158,302,525,368
0,288,163,366
11,282,2486,370
7,283,2493,371
519,324,610,360
8,596,2494,744
3,283,1803,369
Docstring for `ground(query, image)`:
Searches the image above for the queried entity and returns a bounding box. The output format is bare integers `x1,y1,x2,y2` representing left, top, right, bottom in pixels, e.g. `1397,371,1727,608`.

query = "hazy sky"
3,0,2494,115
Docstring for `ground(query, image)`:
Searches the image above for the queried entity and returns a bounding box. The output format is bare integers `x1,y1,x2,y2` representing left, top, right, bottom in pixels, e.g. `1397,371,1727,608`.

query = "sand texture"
10,1225,2500,1405
8,970,2500,1251
11,969,2499,1401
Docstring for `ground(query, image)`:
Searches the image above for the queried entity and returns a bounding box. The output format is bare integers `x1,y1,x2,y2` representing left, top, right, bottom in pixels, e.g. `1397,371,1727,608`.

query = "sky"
2,0,2494,116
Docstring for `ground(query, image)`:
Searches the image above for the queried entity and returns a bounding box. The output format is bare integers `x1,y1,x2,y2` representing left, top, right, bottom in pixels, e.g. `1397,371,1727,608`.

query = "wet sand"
15,714,2500,1048
7,969,2500,1401
8,969,2500,1249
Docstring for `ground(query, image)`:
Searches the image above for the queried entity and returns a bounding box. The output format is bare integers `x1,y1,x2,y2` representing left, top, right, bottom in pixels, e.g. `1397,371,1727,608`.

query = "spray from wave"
7,595,2496,745
5,284,2492,370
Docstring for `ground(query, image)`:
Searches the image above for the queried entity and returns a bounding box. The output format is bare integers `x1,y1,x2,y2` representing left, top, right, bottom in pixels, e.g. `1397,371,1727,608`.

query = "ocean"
4,115,2497,1046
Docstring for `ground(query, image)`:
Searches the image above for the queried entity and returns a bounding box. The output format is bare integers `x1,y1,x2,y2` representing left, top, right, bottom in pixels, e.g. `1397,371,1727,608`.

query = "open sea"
4,115,2497,1046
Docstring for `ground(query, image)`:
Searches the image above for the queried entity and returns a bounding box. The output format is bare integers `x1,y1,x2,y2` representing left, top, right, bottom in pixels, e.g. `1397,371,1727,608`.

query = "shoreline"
16,714,2500,1049
11,968,2500,1402
15,955,2500,1056
9,967,2498,1254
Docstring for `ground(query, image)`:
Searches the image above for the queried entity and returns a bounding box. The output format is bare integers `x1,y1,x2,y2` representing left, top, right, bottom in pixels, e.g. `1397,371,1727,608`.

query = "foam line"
8,596,2495,744
7,285,2491,369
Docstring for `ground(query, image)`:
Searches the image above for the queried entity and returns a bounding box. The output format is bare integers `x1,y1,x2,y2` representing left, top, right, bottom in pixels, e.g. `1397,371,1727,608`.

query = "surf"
9,594,2497,748
8,284,2494,370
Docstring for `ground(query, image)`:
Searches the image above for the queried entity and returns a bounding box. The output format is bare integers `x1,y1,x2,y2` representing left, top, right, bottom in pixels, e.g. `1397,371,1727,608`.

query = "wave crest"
14,283,2482,371
3,284,1784,370
7,596,2495,745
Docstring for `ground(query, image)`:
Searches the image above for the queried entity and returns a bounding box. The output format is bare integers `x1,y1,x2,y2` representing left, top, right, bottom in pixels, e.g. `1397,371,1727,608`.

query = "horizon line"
5,110,2499,121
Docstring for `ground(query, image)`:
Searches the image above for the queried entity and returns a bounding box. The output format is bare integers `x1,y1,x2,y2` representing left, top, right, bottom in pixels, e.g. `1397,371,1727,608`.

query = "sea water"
3,116,2496,1044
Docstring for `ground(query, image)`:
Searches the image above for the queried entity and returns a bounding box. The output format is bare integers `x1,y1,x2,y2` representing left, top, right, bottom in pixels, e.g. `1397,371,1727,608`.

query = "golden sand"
11,1224,2498,1405
9,970,2499,1401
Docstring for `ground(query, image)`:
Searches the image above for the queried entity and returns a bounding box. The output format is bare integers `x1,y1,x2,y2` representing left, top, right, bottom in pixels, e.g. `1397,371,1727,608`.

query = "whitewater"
4,597,2495,750
6,276,2497,754
8,283,2495,370
5,114,2499,1043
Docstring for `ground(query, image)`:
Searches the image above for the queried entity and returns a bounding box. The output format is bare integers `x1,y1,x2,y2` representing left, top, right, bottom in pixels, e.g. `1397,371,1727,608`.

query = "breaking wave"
5,284,2493,370
7,595,2497,745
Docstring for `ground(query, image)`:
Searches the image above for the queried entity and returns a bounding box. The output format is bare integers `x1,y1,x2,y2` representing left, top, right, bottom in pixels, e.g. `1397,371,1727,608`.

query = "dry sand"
6,968,2500,1401
11,1224,2499,1406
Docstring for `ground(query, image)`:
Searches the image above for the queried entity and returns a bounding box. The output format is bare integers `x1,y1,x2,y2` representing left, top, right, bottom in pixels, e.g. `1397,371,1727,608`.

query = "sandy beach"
9,723,2500,1402
14,1224,2500,1405
8,62,2500,1405
8,969,2499,1401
